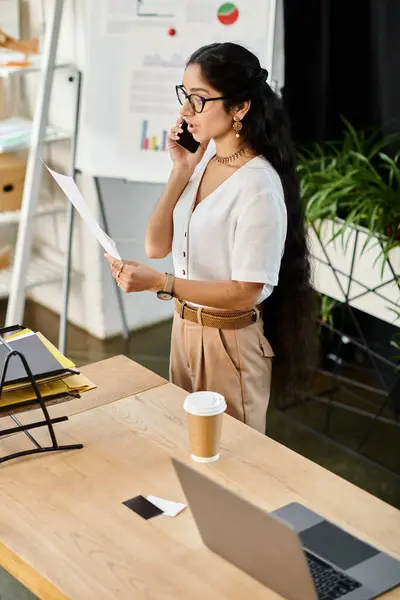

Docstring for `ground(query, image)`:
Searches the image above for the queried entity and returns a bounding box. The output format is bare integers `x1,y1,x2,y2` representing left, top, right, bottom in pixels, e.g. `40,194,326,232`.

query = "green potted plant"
297,119,400,326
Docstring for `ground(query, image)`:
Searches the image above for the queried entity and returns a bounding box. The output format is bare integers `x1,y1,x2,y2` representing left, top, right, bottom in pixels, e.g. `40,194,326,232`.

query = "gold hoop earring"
233,120,243,138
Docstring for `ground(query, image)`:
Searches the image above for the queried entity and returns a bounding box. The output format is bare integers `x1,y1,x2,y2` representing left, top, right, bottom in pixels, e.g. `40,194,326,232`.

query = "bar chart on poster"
76,0,277,183
140,120,168,152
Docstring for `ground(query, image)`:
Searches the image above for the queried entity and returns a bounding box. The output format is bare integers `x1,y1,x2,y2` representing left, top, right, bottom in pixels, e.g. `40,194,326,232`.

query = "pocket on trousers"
259,337,274,358
216,329,241,381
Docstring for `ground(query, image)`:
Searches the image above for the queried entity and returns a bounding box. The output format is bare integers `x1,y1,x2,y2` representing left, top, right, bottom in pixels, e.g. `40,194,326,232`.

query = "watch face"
157,291,173,301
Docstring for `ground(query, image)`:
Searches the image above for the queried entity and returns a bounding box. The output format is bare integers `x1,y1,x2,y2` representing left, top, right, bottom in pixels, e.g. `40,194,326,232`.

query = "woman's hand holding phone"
168,117,208,175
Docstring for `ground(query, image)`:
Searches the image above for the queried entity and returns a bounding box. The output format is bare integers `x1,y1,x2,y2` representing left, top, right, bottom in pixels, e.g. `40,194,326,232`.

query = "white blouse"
172,146,287,305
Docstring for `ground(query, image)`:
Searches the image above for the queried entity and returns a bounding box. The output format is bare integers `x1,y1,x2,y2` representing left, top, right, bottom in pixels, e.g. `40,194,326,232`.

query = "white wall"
21,0,174,338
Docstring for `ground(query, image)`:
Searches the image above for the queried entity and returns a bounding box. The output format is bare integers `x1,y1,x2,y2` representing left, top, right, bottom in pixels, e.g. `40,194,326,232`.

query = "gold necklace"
215,147,246,164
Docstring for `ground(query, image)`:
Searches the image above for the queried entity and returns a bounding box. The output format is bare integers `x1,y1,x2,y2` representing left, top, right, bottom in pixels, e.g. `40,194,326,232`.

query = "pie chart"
217,3,239,26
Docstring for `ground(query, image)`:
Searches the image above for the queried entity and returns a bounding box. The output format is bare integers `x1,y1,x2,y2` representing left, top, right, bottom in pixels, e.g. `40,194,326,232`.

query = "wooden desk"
55,354,167,417
0,354,167,429
1,379,400,599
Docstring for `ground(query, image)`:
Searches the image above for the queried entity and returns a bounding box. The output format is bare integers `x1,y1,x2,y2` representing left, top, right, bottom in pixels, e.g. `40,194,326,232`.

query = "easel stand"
0,325,83,463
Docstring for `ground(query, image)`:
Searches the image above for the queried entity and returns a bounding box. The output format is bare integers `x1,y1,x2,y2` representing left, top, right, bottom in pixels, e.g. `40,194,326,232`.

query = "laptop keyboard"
305,551,362,600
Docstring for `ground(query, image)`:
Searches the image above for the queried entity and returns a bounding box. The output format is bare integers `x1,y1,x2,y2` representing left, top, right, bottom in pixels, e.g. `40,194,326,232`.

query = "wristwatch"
157,273,175,301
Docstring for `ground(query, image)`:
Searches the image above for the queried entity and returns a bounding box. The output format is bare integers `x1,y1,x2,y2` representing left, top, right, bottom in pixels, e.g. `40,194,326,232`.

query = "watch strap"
163,273,175,296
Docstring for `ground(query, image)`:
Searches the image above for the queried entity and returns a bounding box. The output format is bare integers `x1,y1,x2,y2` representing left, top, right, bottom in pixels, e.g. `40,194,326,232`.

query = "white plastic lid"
184,391,227,417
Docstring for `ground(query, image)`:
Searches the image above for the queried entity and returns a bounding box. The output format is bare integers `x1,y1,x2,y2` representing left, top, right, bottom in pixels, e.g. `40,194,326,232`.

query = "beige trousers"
169,309,274,433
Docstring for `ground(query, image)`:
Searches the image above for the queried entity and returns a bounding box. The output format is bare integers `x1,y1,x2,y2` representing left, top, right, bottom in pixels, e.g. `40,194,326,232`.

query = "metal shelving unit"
0,252,64,300
0,117,72,306
0,116,70,152
0,197,65,226
1,3,128,353
0,51,71,78
0,3,79,337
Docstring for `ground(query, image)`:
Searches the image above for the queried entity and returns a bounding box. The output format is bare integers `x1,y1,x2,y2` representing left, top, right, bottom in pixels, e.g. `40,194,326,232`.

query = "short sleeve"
231,190,287,285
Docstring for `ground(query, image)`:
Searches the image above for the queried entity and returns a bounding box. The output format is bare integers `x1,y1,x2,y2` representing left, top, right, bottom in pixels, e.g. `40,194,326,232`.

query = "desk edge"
0,541,70,600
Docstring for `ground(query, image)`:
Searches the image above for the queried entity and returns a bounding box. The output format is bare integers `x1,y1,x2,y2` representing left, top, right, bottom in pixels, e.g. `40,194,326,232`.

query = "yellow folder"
1,329,96,408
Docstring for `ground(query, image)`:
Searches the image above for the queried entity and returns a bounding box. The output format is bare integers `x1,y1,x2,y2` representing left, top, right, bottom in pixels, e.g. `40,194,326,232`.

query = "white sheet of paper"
147,495,186,517
43,163,121,259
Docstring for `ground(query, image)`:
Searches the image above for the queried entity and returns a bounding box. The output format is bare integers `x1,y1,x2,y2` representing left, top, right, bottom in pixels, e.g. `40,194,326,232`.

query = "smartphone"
176,120,200,154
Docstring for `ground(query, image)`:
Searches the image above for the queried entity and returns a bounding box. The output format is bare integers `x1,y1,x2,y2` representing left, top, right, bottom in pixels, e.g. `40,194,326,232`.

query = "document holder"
0,324,83,463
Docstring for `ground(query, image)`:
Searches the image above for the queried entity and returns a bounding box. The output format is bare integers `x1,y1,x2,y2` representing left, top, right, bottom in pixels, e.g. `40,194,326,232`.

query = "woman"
106,42,316,433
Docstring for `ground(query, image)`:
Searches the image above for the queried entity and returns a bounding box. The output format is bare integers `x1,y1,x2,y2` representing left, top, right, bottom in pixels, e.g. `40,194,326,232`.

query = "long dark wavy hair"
188,42,318,397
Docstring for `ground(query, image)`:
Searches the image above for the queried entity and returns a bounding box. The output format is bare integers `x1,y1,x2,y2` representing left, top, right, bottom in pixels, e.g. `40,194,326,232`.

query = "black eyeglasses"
175,85,228,114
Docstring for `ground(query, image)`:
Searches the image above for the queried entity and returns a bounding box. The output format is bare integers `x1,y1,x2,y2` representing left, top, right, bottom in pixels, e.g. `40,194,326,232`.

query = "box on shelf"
0,245,12,270
0,80,9,120
0,152,26,211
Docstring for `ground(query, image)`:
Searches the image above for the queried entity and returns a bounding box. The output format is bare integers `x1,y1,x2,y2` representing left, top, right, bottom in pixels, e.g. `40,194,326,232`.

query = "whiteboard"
77,0,277,183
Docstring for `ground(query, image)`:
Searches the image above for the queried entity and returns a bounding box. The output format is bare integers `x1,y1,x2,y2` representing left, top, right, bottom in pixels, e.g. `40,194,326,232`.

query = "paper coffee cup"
183,391,227,463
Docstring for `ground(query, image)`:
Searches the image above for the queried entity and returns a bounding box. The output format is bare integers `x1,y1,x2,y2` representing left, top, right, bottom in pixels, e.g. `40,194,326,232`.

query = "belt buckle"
180,300,188,319
251,309,257,323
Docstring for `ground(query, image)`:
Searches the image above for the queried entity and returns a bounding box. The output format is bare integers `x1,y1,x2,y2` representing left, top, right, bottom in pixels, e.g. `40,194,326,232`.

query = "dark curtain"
283,0,400,146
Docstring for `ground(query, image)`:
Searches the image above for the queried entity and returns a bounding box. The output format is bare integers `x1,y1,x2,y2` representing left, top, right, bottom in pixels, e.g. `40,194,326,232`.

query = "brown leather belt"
175,299,257,330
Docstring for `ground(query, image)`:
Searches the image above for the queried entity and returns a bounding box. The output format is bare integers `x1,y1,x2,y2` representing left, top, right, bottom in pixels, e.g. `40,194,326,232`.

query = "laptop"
172,458,400,600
